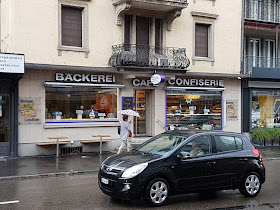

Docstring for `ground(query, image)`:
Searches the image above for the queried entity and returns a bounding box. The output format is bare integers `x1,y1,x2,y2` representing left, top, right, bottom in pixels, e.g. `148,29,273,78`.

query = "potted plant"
251,129,270,146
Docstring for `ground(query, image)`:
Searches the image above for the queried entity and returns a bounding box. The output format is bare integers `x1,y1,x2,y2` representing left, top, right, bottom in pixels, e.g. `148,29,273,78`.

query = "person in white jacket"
117,115,131,154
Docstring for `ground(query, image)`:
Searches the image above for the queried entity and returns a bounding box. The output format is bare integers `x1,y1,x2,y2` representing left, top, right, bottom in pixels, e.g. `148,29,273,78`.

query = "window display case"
166,91,222,130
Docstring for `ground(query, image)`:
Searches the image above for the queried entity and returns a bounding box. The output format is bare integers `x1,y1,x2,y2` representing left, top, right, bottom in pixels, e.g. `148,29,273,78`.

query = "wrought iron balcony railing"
244,0,280,22
243,55,279,74
108,44,190,69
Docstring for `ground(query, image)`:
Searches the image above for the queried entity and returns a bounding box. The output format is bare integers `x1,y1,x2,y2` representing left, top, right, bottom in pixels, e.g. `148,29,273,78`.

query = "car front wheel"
239,172,261,197
144,178,169,207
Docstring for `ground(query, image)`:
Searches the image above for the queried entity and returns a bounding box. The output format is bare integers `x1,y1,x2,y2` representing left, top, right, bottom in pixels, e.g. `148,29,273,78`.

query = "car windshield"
135,133,188,156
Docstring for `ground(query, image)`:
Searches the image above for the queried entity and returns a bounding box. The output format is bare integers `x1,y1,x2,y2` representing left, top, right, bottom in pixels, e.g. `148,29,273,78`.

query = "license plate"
101,177,109,185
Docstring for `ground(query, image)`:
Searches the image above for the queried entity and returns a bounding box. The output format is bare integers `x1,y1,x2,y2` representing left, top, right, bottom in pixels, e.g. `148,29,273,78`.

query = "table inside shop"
91,135,111,155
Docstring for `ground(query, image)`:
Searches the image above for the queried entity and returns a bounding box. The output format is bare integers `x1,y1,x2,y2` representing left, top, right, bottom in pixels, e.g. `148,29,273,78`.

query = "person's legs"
117,140,125,154
126,139,131,152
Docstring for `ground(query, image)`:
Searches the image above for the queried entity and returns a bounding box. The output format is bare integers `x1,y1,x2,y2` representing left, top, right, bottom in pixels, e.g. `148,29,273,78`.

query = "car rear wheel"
144,178,169,207
239,172,261,197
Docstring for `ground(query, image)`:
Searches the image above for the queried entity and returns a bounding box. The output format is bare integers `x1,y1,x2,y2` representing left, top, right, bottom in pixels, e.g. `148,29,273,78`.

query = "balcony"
108,44,190,69
112,0,188,30
244,0,280,23
243,55,279,74
112,0,187,12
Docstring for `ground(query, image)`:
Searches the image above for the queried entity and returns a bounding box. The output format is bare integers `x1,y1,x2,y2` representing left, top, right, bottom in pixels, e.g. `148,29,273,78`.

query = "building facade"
0,0,243,156
242,0,280,133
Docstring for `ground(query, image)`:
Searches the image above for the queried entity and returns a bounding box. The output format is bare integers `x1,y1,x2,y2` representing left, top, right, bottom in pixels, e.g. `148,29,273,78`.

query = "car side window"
180,135,212,157
214,135,243,153
235,137,243,150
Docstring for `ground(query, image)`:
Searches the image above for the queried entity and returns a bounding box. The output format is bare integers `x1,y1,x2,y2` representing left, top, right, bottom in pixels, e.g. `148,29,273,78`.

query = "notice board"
122,97,134,110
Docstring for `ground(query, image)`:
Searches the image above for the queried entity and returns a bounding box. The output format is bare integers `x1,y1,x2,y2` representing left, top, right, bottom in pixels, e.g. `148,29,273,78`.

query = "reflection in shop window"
166,91,221,130
252,90,280,129
45,87,117,120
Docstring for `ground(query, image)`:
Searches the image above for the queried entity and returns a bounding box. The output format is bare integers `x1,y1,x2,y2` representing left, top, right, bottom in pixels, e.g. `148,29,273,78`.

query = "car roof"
164,130,244,136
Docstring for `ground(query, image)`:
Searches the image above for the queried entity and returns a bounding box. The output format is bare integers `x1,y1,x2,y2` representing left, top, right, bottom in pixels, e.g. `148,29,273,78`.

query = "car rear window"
214,135,243,153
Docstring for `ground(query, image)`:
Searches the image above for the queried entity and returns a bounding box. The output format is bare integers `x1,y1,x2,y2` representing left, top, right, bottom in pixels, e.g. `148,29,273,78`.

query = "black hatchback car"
98,130,265,206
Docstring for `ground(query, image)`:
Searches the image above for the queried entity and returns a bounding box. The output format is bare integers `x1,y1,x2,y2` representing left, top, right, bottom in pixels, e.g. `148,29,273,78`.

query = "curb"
0,169,99,181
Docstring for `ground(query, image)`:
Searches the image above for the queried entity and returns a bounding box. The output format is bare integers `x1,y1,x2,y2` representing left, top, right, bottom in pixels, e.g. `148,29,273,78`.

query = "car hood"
105,151,160,169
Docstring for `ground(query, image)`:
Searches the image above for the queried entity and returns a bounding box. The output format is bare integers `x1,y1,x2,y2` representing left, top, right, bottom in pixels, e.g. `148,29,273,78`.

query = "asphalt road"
0,159,279,210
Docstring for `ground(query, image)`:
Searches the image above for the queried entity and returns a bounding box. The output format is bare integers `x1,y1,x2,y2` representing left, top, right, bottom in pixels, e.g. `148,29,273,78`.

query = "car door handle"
207,161,216,166
239,158,248,162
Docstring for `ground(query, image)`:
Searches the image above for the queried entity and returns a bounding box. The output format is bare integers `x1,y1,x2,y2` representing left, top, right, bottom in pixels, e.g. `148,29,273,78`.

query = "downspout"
276,24,279,68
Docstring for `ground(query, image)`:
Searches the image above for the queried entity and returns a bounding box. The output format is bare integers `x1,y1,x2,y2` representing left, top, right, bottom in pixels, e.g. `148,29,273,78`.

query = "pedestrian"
117,115,131,154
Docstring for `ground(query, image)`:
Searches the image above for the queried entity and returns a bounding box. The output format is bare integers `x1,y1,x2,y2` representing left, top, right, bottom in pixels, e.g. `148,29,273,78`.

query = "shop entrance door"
0,94,10,156
134,90,146,136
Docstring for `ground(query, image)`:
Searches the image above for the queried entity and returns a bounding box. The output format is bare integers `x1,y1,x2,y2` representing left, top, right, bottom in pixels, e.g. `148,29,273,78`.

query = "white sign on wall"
0,53,25,74
19,97,41,124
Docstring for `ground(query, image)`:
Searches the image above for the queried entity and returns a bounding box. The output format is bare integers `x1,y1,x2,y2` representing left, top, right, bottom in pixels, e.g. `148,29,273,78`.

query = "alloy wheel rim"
245,174,260,195
150,181,168,204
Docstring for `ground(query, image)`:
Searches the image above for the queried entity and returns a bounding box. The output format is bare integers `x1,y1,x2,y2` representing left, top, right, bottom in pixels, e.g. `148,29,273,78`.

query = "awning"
166,86,225,91
42,82,125,88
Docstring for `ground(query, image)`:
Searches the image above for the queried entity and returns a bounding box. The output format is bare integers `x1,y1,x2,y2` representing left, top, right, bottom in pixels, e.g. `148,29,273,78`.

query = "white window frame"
58,0,89,57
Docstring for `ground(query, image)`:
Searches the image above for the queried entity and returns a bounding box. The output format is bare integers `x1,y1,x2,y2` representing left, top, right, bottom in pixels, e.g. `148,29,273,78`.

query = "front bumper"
98,170,144,200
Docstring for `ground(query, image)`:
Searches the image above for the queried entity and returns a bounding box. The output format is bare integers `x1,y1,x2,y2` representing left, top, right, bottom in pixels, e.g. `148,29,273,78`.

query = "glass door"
265,39,276,68
134,90,146,136
249,38,261,67
0,94,10,156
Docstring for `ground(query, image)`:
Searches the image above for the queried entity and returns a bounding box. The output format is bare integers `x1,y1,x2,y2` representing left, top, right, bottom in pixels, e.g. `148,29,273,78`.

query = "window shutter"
195,24,209,57
62,6,83,47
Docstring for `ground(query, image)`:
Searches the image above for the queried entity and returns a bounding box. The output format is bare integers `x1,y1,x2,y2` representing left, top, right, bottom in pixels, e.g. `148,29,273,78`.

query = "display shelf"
167,113,221,116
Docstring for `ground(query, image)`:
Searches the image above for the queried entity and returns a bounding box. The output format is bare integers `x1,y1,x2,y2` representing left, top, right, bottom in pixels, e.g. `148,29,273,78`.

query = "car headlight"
121,163,148,179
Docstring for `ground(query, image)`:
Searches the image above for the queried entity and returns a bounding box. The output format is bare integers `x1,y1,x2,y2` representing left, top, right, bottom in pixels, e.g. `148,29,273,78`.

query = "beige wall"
1,0,242,74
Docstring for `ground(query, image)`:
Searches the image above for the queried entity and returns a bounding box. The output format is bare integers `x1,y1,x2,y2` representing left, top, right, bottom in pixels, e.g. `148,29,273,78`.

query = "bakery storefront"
44,73,122,123
18,69,124,156
166,78,225,130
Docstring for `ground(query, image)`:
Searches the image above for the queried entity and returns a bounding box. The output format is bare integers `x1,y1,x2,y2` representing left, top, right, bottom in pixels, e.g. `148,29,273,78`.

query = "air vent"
60,147,82,155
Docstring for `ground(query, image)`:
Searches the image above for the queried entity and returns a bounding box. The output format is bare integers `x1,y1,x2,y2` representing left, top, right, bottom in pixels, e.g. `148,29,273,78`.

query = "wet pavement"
0,146,279,180
256,146,280,159
0,152,114,179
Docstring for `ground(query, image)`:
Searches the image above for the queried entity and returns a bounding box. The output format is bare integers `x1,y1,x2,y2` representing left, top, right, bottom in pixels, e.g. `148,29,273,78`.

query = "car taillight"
251,149,263,161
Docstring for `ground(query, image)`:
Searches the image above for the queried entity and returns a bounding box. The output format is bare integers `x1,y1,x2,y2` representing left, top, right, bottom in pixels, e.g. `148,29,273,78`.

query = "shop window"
252,90,280,129
166,91,221,130
45,87,117,120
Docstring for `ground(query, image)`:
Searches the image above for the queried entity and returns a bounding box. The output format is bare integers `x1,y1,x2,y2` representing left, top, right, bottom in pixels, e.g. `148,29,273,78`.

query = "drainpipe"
276,24,279,68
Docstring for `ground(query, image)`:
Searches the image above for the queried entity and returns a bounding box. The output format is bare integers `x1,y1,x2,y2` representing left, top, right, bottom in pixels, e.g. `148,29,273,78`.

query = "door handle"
239,158,248,162
207,161,216,166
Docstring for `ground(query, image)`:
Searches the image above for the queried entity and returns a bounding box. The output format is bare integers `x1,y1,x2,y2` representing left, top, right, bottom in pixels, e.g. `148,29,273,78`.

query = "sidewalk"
0,146,279,180
0,152,114,180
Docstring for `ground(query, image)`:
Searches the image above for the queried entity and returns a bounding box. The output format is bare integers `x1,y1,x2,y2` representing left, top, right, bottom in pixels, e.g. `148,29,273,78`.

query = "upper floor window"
62,6,83,47
195,23,210,57
58,1,89,56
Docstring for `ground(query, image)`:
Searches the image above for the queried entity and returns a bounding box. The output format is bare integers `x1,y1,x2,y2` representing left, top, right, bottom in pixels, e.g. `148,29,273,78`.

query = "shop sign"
226,100,238,120
132,79,156,87
0,53,24,74
55,73,115,83
150,74,165,85
19,97,41,124
167,78,224,87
